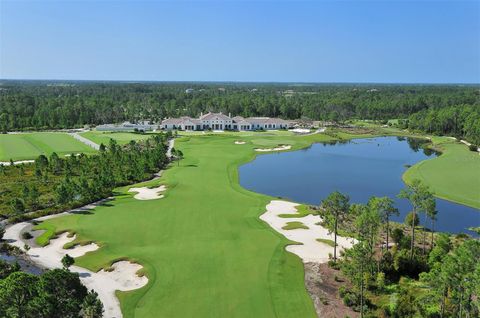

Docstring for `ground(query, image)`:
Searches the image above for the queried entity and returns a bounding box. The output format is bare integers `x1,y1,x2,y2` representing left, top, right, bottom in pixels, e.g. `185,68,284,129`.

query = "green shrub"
22,232,33,240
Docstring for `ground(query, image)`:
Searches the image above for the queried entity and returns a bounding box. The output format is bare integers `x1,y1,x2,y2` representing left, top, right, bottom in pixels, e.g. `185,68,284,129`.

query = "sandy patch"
128,185,166,200
255,145,291,152
290,128,311,133
260,200,356,263
4,224,147,318
234,140,246,145
0,160,35,166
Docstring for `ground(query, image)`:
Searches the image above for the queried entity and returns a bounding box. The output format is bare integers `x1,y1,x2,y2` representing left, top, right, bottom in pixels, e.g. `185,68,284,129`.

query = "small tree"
11,198,25,214
61,254,75,269
80,290,104,318
368,196,398,251
29,185,40,210
405,211,419,228
321,191,350,262
176,149,184,166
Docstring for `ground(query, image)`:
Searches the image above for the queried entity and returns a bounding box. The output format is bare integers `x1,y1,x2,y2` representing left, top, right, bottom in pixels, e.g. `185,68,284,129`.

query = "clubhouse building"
161,112,290,131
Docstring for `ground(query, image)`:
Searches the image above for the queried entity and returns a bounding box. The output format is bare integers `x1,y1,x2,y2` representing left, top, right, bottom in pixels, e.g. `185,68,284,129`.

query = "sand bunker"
128,185,166,200
4,224,148,318
0,160,35,166
234,141,246,145
254,145,291,152
260,200,356,263
290,128,311,133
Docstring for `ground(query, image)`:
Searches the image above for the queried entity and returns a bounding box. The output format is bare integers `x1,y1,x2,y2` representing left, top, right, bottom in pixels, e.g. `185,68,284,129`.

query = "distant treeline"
0,81,479,142
401,104,480,145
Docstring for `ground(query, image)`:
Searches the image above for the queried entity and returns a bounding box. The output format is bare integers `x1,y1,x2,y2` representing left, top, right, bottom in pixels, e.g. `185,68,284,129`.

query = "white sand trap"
128,185,166,200
4,224,148,318
0,160,35,166
255,145,291,152
234,140,246,144
290,128,311,133
260,200,356,263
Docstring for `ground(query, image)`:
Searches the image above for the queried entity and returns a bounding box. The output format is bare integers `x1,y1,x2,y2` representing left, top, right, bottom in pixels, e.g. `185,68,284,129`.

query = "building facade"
96,121,158,132
160,112,290,131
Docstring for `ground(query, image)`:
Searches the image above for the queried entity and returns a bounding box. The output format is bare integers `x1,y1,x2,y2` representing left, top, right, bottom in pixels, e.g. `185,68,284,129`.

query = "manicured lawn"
36,133,338,318
80,131,157,145
0,132,96,161
33,128,480,317
403,137,480,209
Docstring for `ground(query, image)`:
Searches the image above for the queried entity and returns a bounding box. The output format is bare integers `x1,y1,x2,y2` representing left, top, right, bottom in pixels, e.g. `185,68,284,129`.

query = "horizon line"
1,78,479,86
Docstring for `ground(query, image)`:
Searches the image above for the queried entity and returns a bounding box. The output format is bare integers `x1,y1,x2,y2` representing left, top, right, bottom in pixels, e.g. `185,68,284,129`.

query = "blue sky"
1,0,479,83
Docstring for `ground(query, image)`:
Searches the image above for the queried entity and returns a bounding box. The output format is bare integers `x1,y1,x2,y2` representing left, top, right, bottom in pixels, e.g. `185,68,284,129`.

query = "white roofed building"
161,112,290,131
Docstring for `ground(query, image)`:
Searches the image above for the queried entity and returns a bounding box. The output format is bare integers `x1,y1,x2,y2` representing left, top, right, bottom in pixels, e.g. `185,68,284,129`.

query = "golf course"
403,136,480,209
29,128,479,317
0,132,96,161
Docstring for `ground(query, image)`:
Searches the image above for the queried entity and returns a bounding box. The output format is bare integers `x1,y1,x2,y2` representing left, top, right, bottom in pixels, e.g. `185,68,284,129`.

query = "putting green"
404,137,480,209
0,132,96,161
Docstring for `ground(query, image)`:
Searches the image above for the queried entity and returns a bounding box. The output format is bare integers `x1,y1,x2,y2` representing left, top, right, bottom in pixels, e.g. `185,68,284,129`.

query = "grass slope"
403,137,480,209
0,132,96,161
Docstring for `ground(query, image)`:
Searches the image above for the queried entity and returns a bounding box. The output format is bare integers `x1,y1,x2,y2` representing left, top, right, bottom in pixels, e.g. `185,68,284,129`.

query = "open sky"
1,0,479,83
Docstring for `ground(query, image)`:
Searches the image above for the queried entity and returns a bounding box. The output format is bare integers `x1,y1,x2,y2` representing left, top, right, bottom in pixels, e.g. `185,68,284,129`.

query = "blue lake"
239,136,480,236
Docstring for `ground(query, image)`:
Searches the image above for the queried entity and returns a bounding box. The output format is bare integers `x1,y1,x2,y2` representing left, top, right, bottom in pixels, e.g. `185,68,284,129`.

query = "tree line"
1,81,479,140
319,180,479,317
0,133,171,221
400,104,480,145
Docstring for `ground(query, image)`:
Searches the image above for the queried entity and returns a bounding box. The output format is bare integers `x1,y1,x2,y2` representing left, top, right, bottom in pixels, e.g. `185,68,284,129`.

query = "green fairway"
0,132,97,161
33,128,480,317
80,131,157,145
403,137,480,209
36,133,340,318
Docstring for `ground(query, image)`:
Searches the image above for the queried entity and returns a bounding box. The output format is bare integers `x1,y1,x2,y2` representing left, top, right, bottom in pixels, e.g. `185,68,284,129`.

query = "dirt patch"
305,262,359,318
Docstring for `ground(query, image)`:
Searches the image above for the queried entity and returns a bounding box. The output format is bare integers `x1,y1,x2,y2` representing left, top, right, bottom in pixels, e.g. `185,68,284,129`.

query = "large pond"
240,136,479,236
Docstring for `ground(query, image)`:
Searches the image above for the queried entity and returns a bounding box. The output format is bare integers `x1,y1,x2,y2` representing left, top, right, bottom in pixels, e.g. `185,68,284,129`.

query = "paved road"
68,132,100,150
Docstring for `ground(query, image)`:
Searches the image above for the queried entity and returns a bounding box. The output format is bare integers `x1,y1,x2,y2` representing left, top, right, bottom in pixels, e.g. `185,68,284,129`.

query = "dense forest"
1,81,479,143
319,182,480,317
0,133,170,221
